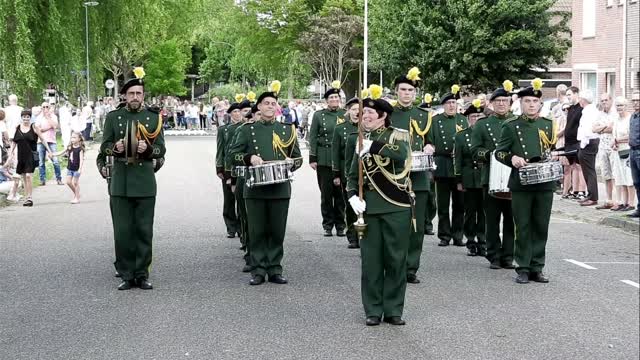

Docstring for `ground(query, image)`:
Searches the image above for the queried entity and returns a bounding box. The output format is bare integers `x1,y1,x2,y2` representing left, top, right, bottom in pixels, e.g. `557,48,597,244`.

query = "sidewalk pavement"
552,181,639,234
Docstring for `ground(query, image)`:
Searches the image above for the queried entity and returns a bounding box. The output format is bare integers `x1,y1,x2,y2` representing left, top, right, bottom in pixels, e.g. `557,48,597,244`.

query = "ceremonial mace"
353,63,367,240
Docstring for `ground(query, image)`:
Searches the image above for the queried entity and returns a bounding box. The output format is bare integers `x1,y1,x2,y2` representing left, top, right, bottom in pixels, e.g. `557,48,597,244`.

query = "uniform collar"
259,118,276,124
125,104,144,113
396,103,413,111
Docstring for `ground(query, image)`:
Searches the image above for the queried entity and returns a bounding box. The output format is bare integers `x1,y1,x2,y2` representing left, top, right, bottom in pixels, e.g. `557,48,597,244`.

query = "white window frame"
582,0,596,38
580,72,598,97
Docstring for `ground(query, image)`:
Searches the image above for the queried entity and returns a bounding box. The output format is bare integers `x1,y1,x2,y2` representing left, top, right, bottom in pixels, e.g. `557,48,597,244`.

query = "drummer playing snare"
495,79,557,285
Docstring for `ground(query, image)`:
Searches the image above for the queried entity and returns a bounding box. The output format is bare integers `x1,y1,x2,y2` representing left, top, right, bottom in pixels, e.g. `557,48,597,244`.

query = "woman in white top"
611,96,636,211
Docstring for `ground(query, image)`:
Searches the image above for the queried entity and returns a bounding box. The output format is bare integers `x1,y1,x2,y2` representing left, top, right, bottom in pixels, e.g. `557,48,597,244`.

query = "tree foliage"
145,40,191,97
369,0,570,94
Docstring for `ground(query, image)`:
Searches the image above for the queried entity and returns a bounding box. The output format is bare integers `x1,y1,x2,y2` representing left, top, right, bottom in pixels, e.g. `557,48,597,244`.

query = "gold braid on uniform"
411,113,432,139
456,123,464,133
538,120,558,151
273,124,297,157
372,129,411,186
137,112,163,144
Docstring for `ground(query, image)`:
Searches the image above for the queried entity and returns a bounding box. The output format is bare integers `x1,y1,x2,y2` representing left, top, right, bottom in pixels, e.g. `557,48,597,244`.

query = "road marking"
620,280,640,288
564,259,598,270
586,262,639,265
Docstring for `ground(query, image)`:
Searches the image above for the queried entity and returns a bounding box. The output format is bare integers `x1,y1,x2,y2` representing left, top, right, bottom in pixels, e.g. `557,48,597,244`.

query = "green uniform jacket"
495,115,556,192
427,113,468,178
100,106,166,197
346,127,412,214
216,124,230,175
223,121,245,173
390,105,431,191
331,120,359,179
309,108,346,166
454,127,482,189
229,120,303,199
470,113,514,186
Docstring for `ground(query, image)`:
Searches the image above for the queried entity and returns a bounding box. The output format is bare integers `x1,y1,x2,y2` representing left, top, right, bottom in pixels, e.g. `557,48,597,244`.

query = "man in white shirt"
81,102,94,140
593,93,617,209
59,102,73,147
576,90,600,206
4,94,23,140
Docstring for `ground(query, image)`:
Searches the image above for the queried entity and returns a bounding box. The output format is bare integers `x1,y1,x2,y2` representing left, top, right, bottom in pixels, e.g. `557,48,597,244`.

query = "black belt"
631,145,640,150
114,158,151,163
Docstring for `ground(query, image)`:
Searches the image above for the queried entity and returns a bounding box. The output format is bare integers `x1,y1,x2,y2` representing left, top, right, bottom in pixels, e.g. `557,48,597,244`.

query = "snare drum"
518,161,563,185
411,152,435,172
246,161,293,188
233,166,247,178
488,152,512,199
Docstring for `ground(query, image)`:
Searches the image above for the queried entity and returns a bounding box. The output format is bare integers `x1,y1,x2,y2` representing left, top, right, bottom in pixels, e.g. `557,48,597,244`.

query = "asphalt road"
1,136,638,360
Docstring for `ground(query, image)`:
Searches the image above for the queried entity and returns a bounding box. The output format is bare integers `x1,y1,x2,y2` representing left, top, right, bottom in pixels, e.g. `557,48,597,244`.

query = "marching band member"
309,81,347,237
471,81,516,268
495,79,556,284
455,100,486,257
427,85,469,247
346,85,413,326
390,67,432,284
229,81,303,285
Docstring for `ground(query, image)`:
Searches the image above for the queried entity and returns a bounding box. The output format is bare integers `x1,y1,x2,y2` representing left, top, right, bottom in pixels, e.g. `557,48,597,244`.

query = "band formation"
99,66,560,326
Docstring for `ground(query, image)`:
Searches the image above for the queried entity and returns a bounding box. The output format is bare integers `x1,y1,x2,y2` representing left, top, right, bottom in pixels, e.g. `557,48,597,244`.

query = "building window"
580,72,597,96
607,0,614,6
631,72,639,90
583,0,596,37
606,73,616,97
630,58,636,69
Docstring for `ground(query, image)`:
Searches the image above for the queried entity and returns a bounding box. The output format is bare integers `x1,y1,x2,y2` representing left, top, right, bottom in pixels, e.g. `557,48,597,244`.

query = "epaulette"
415,106,429,113
541,117,553,122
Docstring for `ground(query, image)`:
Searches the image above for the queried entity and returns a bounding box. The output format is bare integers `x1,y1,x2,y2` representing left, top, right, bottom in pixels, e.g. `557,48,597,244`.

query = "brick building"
571,0,639,99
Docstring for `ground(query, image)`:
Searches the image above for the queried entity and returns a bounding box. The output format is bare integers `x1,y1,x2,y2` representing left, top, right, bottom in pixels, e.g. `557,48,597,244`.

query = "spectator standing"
593,93,617,209
81,101,94,140
94,99,105,133
576,90,600,206
59,102,73,148
0,109,8,163
188,101,199,129
36,102,63,186
563,87,587,199
611,96,636,212
626,91,640,218
4,94,23,140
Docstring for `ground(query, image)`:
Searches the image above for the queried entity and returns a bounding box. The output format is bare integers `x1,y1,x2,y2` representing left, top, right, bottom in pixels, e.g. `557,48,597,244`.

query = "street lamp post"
83,1,99,104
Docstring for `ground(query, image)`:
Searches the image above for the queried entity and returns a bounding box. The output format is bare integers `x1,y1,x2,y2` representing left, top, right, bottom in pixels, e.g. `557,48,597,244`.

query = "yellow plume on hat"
269,80,282,95
451,84,460,95
424,93,433,104
235,93,246,103
503,80,514,92
246,91,256,102
532,78,543,91
331,80,341,89
361,88,369,99
472,98,482,109
369,84,383,100
406,67,421,82
133,67,145,79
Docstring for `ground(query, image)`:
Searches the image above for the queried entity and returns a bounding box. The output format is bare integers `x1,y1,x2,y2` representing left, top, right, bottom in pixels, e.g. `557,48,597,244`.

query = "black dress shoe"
489,261,502,269
425,228,435,236
242,264,252,273
114,271,121,278
323,229,333,237
467,247,477,256
336,229,346,237
137,278,153,290
452,239,466,247
438,239,449,247
626,211,640,218
249,274,265,285
365,316,381,326
227,232,235,238
268,274,288,284
347,240,359,249
239,245,246,251
383,316,406,325
530,272,550,283
515,273,530,284
117,280,134,290
501,262,515,269
407,273,420,284
477,248,487,257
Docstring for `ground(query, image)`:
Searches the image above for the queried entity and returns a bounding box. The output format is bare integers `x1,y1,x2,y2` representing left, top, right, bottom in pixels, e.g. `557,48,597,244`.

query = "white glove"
348,195,367,215
356,139,373,157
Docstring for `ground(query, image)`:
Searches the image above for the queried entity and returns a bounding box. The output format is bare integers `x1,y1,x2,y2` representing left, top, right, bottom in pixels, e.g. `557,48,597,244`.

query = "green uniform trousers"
407,191,427,275
435,178,464,242
483,188,515,264
511,191,553,274
340,178,357,242
361,209,411,318
425,179,437,233
111,196,156,281
234,177,250,267
463,188,486,249
316,166,345,231
222,180,239,234
245,198,290,277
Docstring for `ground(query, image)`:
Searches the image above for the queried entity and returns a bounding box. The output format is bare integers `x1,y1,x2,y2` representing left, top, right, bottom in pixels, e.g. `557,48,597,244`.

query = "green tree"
369,0,570,94
144,40,191,96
